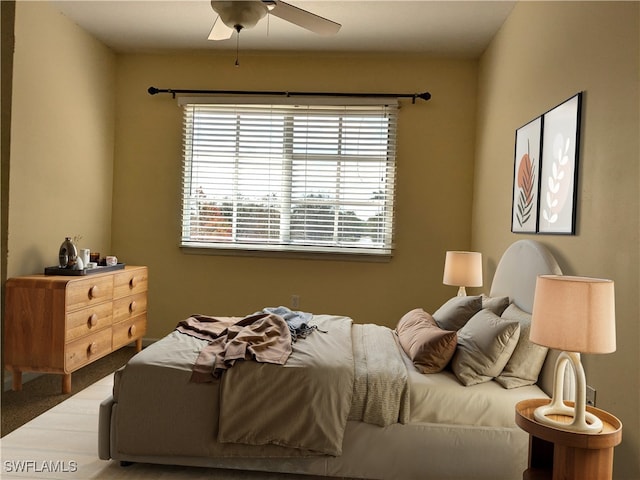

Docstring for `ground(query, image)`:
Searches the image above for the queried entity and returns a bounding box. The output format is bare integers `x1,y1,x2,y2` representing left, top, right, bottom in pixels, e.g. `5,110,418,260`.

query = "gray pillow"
481,294,510,316
432,295,483,331
451,309,521,386
495,303,549,389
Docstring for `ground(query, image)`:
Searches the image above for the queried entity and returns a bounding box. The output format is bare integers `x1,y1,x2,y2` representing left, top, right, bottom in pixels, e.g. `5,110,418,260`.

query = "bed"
98,239,570,480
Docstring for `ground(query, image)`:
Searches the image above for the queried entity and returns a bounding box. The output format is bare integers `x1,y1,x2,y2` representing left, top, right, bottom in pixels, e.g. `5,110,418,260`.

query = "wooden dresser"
4,265,148,394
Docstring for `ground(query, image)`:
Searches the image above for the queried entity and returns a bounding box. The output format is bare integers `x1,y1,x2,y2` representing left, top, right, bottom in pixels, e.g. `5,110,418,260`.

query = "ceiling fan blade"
208,15,234,40
267,1,341,35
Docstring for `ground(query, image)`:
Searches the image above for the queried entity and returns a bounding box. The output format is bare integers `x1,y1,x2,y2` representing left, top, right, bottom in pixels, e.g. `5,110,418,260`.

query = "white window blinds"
180,101,398,256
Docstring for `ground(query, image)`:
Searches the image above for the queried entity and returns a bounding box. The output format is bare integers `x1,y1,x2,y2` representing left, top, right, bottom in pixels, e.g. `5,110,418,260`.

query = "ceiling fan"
208,0,341,40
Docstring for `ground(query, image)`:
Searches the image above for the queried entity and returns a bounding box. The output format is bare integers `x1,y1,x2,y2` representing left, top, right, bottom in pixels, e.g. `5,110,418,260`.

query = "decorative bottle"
59,237,78,268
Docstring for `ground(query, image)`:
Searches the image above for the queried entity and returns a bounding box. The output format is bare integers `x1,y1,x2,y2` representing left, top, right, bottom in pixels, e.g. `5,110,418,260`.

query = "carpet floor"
2,346,137,437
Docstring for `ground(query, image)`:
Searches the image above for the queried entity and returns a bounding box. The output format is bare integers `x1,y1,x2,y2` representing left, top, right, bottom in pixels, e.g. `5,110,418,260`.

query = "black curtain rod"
147,86,431,103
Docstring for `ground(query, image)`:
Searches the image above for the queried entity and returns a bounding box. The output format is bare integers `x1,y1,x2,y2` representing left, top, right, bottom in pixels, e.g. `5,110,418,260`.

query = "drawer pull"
129,325,137,337
88,285,99,299
129,301,137,313
88,313,98,328
88,342,98,355
129,277,137,289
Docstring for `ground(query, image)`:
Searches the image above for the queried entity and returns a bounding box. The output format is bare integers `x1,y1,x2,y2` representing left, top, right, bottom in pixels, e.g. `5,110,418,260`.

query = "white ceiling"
50,0,516,57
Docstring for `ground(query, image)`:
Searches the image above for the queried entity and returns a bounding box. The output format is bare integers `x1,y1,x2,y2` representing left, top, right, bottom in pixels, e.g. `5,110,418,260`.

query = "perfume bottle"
59,237,78,268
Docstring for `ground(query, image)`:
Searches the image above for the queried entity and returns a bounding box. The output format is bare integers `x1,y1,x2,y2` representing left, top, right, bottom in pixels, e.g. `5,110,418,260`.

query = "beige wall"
7,1,639,477
473,2,639,478
111,52,478,338
7,1,116,278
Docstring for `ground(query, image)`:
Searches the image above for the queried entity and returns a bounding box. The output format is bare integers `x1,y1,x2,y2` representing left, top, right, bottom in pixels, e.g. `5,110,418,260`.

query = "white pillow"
495,303,549,389
451,309,520,386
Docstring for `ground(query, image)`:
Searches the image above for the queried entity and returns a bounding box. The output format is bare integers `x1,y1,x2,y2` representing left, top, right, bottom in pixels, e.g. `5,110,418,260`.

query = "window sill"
180,244,392,263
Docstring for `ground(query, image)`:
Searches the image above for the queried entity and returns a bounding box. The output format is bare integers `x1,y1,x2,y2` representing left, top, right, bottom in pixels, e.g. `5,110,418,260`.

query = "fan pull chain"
235,35,239,67
234,25,243,67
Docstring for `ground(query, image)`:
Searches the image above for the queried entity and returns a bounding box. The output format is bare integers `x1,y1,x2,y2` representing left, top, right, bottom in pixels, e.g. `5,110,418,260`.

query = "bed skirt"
100,394,527,480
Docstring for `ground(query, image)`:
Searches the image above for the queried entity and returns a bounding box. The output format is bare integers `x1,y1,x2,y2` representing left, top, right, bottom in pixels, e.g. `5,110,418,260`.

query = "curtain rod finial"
148,87,159,95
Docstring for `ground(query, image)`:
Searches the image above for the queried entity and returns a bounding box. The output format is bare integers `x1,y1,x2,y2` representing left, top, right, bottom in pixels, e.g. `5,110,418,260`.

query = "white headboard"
488,240,570,398
489,239,562,314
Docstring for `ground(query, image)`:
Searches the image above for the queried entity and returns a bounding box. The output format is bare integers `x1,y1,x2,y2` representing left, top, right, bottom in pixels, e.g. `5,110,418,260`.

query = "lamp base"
456,286,467,296
534,401,603,434
533,351,603,434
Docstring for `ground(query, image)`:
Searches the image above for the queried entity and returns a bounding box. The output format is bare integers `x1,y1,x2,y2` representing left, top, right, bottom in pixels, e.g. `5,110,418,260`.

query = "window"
180,99,397,257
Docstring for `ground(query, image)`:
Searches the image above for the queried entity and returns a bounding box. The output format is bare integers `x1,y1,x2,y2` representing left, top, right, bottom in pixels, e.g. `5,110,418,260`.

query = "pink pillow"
396,308,458,374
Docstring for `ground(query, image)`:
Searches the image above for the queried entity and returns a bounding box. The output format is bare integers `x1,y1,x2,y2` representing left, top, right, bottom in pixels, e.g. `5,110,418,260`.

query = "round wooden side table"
515,398,622,480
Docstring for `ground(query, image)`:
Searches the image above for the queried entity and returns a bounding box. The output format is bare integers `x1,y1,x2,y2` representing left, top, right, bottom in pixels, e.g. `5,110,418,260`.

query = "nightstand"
515,398,622,480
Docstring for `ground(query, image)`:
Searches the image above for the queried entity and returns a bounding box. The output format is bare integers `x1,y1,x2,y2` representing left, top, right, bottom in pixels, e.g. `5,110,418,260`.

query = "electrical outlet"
290,295,300,309
586,385,597,407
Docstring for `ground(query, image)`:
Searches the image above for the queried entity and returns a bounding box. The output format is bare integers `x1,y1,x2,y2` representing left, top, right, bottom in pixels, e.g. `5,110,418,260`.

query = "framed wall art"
538,92,582,234
512,116,542,233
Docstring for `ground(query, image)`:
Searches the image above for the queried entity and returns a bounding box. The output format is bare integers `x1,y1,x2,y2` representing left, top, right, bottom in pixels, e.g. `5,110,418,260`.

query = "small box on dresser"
4,266,148,394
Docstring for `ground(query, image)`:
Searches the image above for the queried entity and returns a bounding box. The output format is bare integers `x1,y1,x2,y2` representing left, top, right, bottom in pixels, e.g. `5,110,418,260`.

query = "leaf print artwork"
538,92,581,234
516,141,536,227
512,116,541,233
542,134,572,225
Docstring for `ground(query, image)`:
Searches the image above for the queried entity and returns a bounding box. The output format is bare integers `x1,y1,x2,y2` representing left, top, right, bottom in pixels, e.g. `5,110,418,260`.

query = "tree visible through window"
180,101,397,256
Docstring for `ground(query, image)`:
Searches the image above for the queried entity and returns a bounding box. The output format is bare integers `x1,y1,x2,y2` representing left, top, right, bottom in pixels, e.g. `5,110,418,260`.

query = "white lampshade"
530,275,616,354
529,274,616,434
443,251,483,291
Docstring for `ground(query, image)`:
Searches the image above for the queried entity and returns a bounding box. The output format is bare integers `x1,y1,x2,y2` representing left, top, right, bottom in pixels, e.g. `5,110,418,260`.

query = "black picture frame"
538,92,582,234
512,116,542,233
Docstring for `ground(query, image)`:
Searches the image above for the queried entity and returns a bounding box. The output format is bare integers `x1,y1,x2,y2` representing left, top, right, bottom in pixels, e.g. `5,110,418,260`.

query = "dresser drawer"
66,275,114,312
114,267,148,299
65,302,113,342
113,314,147,350
113,292,147,324
65,328,112,372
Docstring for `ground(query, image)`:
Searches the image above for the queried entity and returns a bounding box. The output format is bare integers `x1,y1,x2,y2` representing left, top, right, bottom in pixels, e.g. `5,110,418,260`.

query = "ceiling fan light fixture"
211,1,268,30
263,1,277,11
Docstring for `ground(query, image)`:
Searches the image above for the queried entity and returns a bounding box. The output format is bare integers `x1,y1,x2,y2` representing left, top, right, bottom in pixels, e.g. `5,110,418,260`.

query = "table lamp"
530,275,616,434
442,251,483,296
